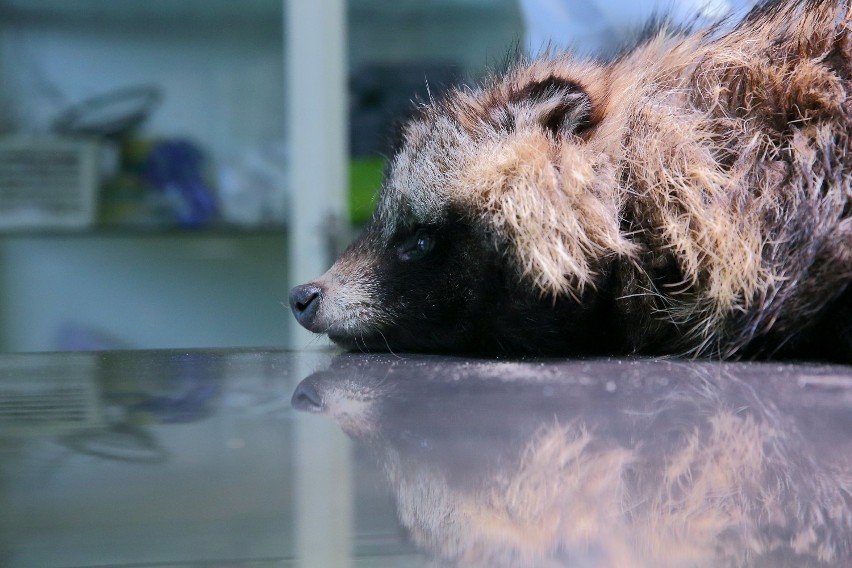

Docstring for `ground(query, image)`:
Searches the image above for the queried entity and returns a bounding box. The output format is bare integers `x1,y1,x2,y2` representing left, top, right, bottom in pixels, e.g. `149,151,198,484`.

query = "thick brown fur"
293,0,852,359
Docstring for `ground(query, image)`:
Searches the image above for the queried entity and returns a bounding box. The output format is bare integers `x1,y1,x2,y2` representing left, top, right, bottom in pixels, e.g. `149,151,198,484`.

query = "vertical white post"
286,3,352,568
286,0,348,350
291,354,353,568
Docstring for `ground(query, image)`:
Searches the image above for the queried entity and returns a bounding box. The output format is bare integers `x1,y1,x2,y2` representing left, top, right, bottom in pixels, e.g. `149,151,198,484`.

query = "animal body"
292,356,852,567
290,0,852,359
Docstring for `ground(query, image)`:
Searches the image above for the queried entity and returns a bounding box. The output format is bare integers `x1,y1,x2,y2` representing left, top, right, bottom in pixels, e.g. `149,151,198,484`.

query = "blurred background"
0,0,751,353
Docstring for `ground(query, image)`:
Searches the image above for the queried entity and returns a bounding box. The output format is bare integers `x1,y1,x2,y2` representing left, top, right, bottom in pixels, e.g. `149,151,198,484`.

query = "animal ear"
508,76,593,137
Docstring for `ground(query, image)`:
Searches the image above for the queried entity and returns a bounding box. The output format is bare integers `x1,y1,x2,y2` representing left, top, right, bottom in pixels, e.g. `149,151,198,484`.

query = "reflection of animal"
290,0,852,360
293,356,852,567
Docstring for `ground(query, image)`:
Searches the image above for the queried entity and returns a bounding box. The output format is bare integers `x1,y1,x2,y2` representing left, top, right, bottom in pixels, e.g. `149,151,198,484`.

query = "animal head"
290,62,636,354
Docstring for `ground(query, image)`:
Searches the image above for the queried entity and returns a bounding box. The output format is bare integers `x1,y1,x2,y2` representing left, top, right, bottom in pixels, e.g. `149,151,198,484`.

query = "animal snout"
291,380,324,412
289,282,324,331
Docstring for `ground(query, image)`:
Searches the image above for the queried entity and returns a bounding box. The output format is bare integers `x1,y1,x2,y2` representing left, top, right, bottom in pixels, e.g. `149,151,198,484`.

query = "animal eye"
399,230,434,261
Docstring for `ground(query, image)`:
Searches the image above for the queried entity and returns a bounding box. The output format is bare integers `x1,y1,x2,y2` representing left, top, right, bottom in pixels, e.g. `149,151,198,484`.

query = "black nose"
289,283,323,330
291,381,324,412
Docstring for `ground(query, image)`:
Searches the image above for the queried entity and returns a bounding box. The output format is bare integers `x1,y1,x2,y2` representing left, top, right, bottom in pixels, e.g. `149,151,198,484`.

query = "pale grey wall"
0,234,289,351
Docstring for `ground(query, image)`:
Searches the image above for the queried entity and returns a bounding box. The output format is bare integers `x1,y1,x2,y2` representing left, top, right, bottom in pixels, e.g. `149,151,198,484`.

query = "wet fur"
297,0,852,359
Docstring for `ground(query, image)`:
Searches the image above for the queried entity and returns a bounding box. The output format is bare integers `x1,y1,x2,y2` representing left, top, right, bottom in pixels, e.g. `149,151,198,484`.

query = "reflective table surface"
1,349,850,568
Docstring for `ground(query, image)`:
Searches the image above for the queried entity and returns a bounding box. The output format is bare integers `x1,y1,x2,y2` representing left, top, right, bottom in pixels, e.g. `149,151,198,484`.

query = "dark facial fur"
293,212,623,355
291,0,852,360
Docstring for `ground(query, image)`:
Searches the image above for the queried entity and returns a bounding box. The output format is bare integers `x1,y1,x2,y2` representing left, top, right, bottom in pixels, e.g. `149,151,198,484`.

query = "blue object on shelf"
143,139,218,228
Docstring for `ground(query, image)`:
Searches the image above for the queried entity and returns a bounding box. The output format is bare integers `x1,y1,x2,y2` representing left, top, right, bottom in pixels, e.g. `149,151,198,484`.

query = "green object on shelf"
349,157,385,225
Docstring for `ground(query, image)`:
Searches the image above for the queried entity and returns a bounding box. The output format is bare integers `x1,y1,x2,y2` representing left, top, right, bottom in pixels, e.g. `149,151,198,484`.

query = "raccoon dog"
290,0,852,360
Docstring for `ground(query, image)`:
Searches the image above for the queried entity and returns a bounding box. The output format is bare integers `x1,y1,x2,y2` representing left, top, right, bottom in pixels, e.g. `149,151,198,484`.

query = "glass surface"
1,350,850,567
